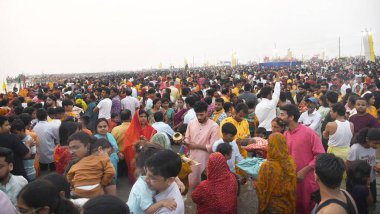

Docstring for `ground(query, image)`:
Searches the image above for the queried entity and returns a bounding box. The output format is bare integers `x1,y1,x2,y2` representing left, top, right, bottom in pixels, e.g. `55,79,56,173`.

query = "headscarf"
257,133,296,213
122,110,156,184
192,152,238,214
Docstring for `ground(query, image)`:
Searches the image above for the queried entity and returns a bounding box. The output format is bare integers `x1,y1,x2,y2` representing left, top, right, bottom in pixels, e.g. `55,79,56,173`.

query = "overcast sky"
0,0,379,81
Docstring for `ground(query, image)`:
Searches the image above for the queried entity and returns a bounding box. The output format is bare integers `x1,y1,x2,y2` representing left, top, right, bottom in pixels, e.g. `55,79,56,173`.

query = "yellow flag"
368,32,375,62
231,52,237,67
2,80,6,92
322,49,326,62
158,62,163,69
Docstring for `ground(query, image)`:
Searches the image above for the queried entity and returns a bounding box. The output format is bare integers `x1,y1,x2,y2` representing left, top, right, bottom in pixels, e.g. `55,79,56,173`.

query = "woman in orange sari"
123,109,156,184
256,133,297,213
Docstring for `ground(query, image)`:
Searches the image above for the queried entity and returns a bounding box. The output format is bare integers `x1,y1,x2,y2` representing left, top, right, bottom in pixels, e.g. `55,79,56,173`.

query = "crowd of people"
0,56,380,214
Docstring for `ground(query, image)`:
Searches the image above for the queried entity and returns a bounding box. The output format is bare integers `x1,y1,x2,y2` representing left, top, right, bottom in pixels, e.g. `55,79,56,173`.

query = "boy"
10,119,36,181
212,122,244,173
349,97,379,135
0,147,28,205
145,150,184,214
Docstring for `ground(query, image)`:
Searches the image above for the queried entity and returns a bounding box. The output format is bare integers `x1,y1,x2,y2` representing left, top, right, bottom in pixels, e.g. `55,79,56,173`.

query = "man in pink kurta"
185,101,220,189
280,104,325,214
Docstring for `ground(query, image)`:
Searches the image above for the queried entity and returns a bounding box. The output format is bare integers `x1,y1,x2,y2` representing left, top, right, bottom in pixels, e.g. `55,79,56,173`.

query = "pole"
338,37,341,58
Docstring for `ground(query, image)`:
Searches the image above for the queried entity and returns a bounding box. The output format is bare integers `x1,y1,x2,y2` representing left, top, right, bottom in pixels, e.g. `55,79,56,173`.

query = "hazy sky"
0,0,379,81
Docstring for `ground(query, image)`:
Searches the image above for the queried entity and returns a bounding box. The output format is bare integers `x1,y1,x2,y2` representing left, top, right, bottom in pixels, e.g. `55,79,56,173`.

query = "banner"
231,52,237,68
363,30,376,62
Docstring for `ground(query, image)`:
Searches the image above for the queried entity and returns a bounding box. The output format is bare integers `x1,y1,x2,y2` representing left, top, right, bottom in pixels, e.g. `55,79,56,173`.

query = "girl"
67,138,115,198
172,97,187,131
147,98,161,124
161,98,174,125
363,93,378,119
94,118,119,178
347,128,380,204
17,180,79,214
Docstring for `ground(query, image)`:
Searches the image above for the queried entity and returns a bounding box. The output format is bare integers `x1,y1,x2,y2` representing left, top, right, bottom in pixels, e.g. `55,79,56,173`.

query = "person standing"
184,101,219,189
255,81,281,134
279,104,325,214
110,88,121,122
298,97,322,136
121,88,140,117
93,88,112,121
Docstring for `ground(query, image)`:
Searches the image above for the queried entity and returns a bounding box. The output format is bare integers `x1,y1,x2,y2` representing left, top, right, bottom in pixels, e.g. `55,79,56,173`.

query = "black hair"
18,113,33,127
153,111,164,122
221,122,237,136
147,88,156,94
153,98,161,106
178,124,188,135
331,103,346,116
204,97,212,105
22,107,35,115
215,98,224,104
193,101,208,113
80,115,90,125
146,150,182,179
135,143,163,170
325,91,338,104
367,128,380,141
346,160,371,193
102,88,111,95
315,153,345,189
10,119,25,133
17,180,79,214
235,103,248,114
47,107,56,117
0,115,8,127
138,109,147,117
59,121,80,146
82,195,129,214
90,138,113,154
260,86,272,98
257,127,267,136
161,98,170,104
120,110,131,121
216,143,233,157
14,106,24,115
95,118,109,132
0,147,14,163
185,96,197,108
244,83,252,92
111,113,118,119
110,88,119,94
279,104,300,122
363,93,374,104
43,173,71,199
36,108,48,121
125,88,132,96
62,99,74,107
182,88,190,97
67,131,94,146
55,107,65,115
223,102,233,113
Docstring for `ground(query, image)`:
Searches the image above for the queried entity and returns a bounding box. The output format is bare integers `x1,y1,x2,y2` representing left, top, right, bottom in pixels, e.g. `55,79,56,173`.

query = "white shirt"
0,174,28,205
340,83,351,96
347,144,376,181
255,82,281,131
145,98,153,111
327,120,352,147
212,139,244,173
121,96,140,116
131,87,138,98
154,182,184,214
97,98,112,119
183,108,196,124
152,122,175,137
33,120,61,163
298,109,322,134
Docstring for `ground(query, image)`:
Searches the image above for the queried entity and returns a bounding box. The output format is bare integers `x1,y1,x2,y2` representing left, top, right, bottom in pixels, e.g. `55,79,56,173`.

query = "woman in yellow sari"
256,133,297,213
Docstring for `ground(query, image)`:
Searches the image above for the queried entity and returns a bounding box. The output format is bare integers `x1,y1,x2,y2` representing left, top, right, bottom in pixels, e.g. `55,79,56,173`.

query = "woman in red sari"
123,109,156,184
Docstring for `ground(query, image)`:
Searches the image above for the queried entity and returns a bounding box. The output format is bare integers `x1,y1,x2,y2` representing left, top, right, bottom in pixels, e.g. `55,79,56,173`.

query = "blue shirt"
127,176,155,214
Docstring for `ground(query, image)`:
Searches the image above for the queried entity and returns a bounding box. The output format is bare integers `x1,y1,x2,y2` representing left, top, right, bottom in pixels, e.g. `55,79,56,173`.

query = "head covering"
257,133,296,213
307,97,318,104
75,94,83,99
191,152,238,214
123,110,156,184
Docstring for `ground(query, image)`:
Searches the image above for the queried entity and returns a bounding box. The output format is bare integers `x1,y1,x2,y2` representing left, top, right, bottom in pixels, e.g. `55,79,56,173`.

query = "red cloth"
122,111,156,184
192,153,238,214
54,145,72,175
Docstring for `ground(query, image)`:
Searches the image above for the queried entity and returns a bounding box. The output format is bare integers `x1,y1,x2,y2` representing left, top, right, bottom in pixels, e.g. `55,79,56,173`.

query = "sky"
0,0,379,82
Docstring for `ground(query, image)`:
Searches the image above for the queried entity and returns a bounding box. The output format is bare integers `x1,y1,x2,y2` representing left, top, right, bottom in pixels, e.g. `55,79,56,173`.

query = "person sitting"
192,152,238,214
66,138,115,198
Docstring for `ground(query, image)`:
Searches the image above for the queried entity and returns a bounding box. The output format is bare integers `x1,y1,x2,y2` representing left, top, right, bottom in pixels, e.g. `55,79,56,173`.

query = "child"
347,128,380,203
10,119,36,181
127,143,177,214
108,113,118,132
66,138,115,198
212,122,244,173
0,147,28,205
346,160,373,214
80,115,93,136
145,150,184,213
244,127,269,158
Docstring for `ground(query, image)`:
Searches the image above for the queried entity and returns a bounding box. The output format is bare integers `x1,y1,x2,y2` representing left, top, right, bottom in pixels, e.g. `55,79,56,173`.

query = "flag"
2,80,6,92
158,62,163,69
368,31,375,62
322,49,326,62
231,52,237,68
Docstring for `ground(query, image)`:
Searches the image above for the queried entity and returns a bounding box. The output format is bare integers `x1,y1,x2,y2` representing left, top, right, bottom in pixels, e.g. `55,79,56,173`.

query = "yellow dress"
231,87,240,96
366,106,378,119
